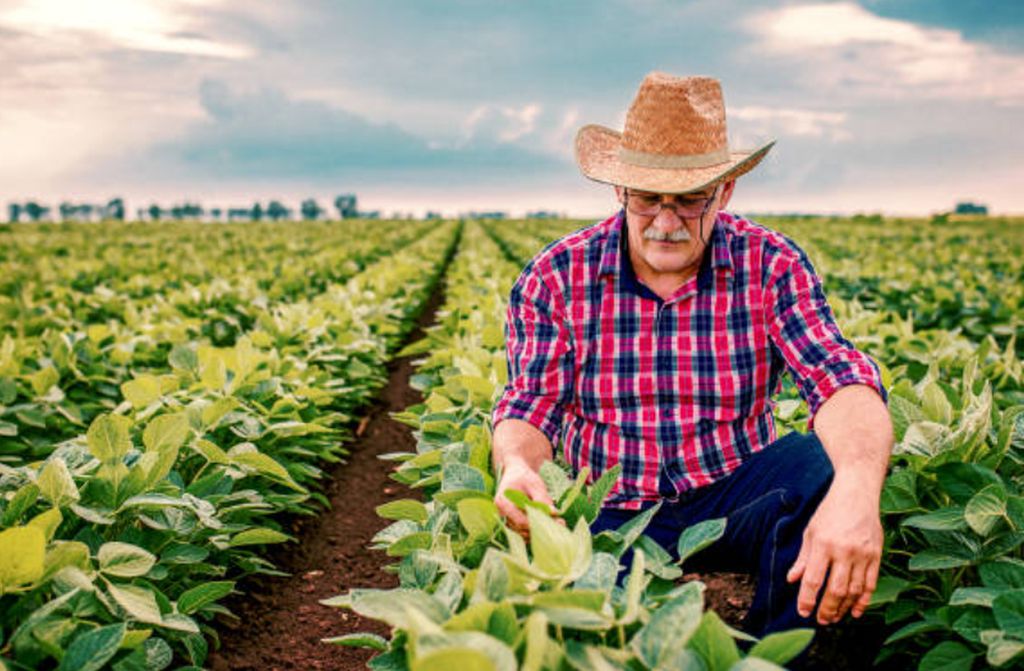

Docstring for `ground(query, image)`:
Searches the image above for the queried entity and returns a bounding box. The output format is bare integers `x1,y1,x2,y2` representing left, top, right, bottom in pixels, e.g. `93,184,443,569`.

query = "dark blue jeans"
592,430,834,638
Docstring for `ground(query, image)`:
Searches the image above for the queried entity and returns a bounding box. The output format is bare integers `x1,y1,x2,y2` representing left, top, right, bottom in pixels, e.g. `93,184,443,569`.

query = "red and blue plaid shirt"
493,210,887,510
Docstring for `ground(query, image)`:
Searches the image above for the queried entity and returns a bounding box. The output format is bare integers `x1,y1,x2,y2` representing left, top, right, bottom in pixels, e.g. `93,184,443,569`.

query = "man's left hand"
785,476,883,625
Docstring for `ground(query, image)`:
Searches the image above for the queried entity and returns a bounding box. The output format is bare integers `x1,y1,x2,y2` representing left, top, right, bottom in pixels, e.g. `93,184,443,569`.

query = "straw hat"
575,72,774,194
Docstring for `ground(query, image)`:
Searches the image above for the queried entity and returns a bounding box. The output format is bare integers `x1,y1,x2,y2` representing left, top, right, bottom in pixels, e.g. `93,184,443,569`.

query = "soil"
206,290,443,671
207,282,887,670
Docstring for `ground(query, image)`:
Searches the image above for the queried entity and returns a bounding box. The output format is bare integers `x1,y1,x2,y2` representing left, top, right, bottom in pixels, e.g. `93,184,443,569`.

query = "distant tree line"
6,194,379,223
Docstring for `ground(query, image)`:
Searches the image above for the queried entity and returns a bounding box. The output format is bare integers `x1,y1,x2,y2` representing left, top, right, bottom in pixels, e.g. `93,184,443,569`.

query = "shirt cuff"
491,389,564,447
805,353,888,430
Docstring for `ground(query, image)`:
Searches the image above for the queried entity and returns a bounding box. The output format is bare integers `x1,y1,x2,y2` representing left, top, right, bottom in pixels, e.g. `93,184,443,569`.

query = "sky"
1,0,1022,218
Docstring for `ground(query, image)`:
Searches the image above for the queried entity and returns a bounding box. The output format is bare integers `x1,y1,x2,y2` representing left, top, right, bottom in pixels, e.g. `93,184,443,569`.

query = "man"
490,72,893,637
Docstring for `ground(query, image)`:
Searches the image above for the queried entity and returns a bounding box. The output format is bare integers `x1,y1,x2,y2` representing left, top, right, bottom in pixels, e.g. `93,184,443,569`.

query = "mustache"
643,227,692,242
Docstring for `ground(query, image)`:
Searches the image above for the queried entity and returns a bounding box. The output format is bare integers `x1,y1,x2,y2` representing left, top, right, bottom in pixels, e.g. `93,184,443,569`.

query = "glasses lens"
627,191,712,218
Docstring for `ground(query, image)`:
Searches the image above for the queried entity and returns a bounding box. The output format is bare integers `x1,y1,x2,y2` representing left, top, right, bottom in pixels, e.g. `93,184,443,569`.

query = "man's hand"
494,456,557,541
786,476,883,625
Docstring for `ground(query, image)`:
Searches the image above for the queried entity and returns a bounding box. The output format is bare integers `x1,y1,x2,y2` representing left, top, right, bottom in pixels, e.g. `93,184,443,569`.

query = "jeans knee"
780,432,834,512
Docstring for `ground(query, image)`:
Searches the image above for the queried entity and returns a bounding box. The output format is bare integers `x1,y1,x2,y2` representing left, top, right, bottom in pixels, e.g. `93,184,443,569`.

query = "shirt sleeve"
765,252,887,430
491,261,574,447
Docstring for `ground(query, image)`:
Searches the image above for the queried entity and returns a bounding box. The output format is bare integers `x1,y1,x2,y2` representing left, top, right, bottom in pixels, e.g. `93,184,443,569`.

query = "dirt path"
207,291,442,671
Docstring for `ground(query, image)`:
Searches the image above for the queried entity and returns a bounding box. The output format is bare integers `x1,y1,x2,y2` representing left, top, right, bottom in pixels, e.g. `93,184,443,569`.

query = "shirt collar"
598,208,734,280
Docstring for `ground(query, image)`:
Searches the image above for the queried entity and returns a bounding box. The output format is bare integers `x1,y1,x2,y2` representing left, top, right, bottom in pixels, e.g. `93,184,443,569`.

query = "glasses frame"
623,186,720,220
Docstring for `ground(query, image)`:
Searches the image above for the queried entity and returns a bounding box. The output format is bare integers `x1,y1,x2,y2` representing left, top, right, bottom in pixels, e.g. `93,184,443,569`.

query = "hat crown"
621,73,728,157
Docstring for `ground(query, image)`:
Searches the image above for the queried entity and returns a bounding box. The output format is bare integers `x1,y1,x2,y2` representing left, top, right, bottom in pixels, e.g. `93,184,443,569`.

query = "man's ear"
718,180,736,209
614,185,626,204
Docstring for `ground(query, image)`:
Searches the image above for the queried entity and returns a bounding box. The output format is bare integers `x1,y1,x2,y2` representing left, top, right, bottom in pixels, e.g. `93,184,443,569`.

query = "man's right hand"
494,456,556,541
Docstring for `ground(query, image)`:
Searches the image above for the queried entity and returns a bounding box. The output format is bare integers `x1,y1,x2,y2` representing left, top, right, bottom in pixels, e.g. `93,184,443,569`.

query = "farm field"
1,215,1023,671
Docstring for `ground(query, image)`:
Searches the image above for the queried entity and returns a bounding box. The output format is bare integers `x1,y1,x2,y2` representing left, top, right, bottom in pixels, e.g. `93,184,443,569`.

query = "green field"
1,216,1023,670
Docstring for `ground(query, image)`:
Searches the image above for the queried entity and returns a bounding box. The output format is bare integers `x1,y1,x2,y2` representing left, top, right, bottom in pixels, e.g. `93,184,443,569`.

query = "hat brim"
575,124,775,194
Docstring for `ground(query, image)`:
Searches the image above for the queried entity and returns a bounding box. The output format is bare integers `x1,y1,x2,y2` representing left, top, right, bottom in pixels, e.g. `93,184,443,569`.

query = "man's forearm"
812,384,893,491
492,419,554,473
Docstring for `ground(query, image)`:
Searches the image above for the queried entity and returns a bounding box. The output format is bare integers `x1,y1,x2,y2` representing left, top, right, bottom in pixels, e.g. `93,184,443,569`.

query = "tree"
267,201,288,221
59,201,74,222
8,203,21,223
105,197,125,221
301,198,323,220
334,194,358,219
24,201,48,222
148,204,162,221
251,202,264,222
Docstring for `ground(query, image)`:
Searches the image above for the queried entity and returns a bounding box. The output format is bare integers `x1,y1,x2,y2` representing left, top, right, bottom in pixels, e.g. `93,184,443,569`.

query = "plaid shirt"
493,210,887,510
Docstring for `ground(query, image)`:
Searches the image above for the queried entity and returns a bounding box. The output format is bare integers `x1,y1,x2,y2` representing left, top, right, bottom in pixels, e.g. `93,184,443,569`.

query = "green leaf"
922,382,953,425
229,528,292,547
902,507,968,532
965,484,1008,537
337,588,451,629
952,608,997,644
168,345,198,373
177,581,235,615
28,507,62,542
87,413,133,462
949,587,1002,608
122,375,162,409
538,461,572,502
993,589,1024,638
386,532,432,557
142,413,190,453
631,581,704,668
527,505,577,579
869,576,911,606
934,463,1003,506
748,629,814,665
986,634,1024,667
0,525,46,590
29,365,59,397
412,648,495,671
376,499,429,524
112,638,173,671
99,542,157,577
522,611,550,671
688,610,741,671
980,558,1024,589
909,550,973,571
2,483,40,525
918,641,975,671
106,582,164,625
677,517,727,565
323,633,388,650
37,457,80,507
57,623,126,671
729,660,787,671
458,498,500,539
611,502,661,555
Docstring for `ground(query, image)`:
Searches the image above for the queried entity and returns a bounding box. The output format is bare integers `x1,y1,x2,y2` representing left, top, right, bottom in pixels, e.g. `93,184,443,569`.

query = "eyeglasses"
624,187,719,219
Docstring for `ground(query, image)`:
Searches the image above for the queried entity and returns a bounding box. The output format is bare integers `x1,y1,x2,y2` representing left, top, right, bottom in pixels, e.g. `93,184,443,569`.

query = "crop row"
0,219,439,463
0,221,459,670
482,217,1024,670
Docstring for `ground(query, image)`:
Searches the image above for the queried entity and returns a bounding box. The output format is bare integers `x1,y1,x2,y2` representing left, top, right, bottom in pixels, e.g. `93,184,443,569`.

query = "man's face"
616,180,735,286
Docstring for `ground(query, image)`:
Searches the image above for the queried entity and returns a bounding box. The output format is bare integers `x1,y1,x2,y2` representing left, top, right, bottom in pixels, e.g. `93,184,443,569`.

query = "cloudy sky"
1,0,1021,218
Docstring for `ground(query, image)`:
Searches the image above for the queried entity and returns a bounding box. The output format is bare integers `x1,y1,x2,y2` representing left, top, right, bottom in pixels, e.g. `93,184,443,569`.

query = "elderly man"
490,72,893,638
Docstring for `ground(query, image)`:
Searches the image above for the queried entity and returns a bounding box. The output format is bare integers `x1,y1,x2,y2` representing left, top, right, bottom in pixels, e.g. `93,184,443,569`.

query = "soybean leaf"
678,518,727,566
57,623,125,671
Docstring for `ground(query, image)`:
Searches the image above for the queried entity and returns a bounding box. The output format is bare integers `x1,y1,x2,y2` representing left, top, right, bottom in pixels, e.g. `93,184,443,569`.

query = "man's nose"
652,205,685,228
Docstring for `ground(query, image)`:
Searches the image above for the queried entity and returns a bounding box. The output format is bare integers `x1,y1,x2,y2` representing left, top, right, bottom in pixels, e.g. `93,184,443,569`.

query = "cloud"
730,106,850,143
0,0,252,59
98,79,569,185
743,2,1024,104
461,103,542,145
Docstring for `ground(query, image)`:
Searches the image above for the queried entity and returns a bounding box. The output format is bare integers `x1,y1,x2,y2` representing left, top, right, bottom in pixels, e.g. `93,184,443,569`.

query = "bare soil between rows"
207,285,886,671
